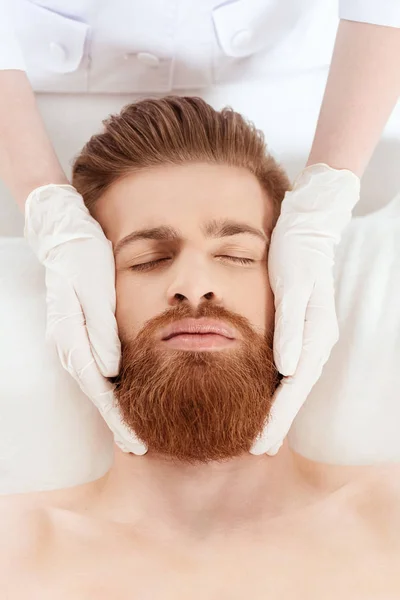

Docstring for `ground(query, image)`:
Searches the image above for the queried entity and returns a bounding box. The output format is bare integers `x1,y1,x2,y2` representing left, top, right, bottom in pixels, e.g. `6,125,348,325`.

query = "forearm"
0,70,67,212
307,19,400,176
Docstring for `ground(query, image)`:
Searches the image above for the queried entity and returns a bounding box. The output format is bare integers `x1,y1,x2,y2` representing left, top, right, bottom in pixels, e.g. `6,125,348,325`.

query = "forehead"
94,163,274,243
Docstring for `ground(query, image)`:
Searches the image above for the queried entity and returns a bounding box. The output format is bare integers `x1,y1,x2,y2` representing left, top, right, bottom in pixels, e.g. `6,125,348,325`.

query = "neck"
90,440,376,538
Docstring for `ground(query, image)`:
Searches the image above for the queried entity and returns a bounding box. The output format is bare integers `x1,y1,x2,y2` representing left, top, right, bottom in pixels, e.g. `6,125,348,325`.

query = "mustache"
111,302,283,385
118,301,268,346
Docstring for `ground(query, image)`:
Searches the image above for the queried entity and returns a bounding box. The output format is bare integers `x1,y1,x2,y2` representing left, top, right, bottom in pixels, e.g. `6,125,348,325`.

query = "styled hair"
72,96,290,223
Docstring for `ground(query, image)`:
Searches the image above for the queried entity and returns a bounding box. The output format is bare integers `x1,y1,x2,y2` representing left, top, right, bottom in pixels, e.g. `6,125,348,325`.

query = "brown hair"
72,96,290,223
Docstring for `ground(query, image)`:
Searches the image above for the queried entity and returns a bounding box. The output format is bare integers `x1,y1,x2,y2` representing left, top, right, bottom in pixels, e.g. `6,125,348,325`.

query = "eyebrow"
114,218,269,257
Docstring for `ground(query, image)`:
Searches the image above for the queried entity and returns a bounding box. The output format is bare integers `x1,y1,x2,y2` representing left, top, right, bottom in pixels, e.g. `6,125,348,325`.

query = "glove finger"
267,441,283,456
98,389,148,456
301,280,339,365
46,243,121,377
250,284,338,454
45,269,147,454
72,239,121,378
273,282,311,376
45,266,109,393
250,439,282,457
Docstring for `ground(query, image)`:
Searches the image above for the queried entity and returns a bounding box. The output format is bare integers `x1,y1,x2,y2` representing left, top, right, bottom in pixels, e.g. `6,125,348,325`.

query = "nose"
167,258,223,309
170,290,217,307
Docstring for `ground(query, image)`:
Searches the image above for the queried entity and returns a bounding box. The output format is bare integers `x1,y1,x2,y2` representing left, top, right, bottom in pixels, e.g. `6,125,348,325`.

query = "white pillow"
0,239,113,494
289,194,400,464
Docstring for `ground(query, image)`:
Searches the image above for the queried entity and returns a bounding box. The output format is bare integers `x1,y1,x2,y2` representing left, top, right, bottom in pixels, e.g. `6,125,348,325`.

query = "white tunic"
1,0,400,93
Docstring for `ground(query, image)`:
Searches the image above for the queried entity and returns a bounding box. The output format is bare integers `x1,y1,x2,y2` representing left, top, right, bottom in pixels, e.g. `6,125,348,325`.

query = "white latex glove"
250,164,360,456
24,184,147,455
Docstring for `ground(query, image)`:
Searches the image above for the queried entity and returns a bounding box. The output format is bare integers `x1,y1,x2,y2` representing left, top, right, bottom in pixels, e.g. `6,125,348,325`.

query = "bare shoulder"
364,463,400,506
0,483,89,572
354,463,400,544
0,493,52,581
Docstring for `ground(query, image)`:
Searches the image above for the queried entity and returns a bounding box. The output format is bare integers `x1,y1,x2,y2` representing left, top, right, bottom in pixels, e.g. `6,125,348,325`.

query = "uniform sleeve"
339,0,400,28
0,0,26,70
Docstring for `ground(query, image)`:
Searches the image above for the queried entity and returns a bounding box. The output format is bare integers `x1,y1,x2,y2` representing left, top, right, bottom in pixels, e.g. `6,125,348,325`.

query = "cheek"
114,272,151,341
228,268,274,333
253,272,274,332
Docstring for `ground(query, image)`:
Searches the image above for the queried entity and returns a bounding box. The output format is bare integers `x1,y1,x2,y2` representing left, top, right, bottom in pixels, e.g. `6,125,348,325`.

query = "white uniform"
1,0,400,93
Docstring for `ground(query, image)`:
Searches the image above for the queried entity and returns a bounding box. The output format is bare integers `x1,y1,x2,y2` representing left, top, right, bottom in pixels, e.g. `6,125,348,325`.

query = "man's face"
94,163,281,464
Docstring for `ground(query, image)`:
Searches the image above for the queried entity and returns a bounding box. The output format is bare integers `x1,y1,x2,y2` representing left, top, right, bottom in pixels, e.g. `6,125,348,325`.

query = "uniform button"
136,52,160,68
231,29,253,51
49,42,68,64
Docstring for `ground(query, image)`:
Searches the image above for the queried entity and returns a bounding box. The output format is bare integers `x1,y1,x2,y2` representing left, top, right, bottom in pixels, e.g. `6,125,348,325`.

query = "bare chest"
11,507,400,600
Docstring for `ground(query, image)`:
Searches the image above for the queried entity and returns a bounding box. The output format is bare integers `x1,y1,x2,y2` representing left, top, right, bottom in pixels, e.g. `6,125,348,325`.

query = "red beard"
112,302,280,464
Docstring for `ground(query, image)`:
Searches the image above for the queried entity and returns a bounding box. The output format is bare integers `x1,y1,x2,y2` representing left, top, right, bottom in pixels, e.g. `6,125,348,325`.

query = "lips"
160,318,237,341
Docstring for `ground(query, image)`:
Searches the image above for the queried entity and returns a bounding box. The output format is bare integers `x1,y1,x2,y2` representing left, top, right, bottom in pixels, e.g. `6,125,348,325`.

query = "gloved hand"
24,184,147,455
250,164,360,456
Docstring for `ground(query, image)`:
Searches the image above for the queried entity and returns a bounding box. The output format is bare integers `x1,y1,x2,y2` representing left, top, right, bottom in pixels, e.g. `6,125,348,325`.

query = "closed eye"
218,256,255,265
129,256,255,272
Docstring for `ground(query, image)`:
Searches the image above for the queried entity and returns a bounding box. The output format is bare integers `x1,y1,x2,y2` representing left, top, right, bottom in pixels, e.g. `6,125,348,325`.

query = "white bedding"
289,196,400,464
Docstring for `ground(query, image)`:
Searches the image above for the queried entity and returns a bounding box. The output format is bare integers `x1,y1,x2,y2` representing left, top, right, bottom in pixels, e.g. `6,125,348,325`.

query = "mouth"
160,318,238,351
